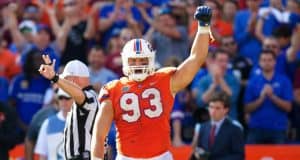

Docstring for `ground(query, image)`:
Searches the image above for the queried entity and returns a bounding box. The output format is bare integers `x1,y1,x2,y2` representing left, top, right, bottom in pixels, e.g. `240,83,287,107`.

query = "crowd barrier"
9,144,300,160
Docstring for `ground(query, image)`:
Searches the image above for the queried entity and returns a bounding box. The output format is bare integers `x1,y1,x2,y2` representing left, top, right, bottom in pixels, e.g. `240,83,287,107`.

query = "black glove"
194,6,212,27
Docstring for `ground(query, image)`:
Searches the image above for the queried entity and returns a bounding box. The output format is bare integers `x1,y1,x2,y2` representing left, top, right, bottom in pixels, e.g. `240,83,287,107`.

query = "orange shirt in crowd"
100,68,176,158
0,49,21,80
189,19,233,47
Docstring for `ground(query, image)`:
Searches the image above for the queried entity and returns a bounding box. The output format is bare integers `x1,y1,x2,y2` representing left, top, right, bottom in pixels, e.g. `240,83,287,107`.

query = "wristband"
197,26,214,41
50,73,59,83
197,26,211,34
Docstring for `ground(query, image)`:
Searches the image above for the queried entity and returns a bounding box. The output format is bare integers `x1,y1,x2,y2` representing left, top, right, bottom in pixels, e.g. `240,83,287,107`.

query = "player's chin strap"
92,157,103,160
197,26,214,42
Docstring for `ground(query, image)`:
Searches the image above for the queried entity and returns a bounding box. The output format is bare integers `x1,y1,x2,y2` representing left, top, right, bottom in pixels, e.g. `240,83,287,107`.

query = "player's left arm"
91,96,114,159
171,6,212,94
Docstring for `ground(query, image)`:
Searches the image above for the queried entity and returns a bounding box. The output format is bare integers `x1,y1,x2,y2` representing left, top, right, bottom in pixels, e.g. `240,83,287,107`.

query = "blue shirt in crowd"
20,44,60,71
89,67,118,86
0,77,9,102
9,74,50,125
244,72,293,131
99,4,142,47
192,72,240,119
250,52,297,80
234,10,261,64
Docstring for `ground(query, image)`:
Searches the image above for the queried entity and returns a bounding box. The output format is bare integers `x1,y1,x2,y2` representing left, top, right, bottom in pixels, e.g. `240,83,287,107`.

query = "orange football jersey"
100,67,176,158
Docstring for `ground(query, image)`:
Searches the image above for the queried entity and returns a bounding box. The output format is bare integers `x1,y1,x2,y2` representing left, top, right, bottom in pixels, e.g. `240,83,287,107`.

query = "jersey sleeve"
98,80,118,103
98,86,110,103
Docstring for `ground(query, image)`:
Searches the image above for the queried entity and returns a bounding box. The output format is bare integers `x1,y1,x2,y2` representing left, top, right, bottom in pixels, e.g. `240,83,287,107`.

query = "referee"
39,55,99,160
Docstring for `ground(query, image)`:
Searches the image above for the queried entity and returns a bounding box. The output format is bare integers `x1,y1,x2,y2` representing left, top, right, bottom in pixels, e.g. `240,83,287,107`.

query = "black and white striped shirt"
64,86,99,159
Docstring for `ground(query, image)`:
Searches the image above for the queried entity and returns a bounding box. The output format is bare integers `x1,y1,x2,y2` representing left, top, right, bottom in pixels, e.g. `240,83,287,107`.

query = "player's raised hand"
38,55,56,80
194,5,212,27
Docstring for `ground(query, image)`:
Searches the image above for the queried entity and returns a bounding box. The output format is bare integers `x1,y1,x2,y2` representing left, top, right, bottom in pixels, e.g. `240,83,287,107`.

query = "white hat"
57,88,71,98
60,60,89,78
18,20,37,35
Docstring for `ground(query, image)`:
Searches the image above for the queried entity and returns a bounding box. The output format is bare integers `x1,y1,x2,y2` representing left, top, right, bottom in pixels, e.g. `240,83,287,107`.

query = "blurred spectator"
205,0,233,47
0,37,21,80
192,49,240,119
260,0,287,7
145,6,189,66
0,77,9,102
25,88,58,160
21,24,60,71
168,0,189,26
221,0,238,31
171,89,195,147
46,0,97,65
34,89,73,160
234,0,262,64
22,2,42,23
88,46,118,93
272,24,292,52
221,36,252,124
98,0,142,47
244,50,293,144
106,27,137,77
221,36,253,83
8,49,50,143
190,91,244,160
3,4,60,71
255,0,284,42
286,0,300,30
290,64,300,142
0,102,18,160
186,0,199,44
250,32,300,80
135,0,154,34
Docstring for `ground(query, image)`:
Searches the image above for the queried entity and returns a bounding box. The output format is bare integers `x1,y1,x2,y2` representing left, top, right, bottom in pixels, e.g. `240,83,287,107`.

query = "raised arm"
84,2,108,40
255,15,266,42
286,27,300,62
38,55,86,105
171,6,211,94
5,5,27,50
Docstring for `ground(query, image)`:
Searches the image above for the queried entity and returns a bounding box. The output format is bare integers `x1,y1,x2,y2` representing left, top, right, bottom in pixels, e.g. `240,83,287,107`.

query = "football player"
91,5,212,160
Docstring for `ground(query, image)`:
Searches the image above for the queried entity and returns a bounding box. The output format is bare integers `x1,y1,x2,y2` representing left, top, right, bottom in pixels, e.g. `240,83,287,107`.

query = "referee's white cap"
60,60,89,78
57,88,71,98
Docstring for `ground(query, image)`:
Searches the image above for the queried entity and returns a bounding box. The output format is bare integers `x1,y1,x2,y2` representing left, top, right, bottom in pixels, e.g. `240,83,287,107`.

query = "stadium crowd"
0,0,300,159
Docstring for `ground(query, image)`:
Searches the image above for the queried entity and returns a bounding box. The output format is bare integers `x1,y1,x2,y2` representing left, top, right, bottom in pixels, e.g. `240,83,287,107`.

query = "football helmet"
121,39,155,81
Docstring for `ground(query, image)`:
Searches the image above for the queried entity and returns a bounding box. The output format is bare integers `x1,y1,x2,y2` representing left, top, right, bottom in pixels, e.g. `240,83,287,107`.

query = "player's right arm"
91,99,114,160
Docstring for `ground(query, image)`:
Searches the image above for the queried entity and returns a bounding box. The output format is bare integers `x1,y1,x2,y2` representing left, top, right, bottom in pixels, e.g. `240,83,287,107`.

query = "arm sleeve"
78,89,99,111
34,120,49,156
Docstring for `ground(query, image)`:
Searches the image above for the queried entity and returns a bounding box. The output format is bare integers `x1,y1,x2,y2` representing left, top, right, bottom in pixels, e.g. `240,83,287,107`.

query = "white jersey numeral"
120,88,163,122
